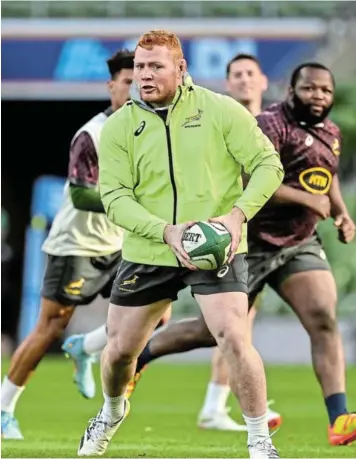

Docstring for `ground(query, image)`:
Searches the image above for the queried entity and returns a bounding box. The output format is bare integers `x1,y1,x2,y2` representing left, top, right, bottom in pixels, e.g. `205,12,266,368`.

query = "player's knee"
310,309,337,335
217,325,245,359
106,336,136,365
36,307,72,339
213,309,248,357
308,298,337,336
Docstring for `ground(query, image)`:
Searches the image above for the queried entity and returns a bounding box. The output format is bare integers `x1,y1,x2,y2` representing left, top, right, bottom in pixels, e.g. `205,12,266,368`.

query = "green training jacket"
99,75,284,266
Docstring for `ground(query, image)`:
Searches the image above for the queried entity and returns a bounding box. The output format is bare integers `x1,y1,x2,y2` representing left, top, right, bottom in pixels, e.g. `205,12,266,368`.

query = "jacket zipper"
164,125,178,224
160,88,182,225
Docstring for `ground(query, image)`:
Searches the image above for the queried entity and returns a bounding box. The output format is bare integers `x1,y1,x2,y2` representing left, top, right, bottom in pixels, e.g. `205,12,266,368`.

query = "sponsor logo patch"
299,167,332,195
332,138,340,156
134,121,146,137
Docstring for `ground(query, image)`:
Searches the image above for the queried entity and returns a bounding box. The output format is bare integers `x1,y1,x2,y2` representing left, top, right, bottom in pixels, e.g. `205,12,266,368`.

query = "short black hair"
107,50,134,79
226,53,262,78
290,62,335,88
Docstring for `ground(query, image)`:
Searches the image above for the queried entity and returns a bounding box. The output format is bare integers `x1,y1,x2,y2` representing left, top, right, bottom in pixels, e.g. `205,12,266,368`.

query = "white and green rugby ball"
182,222,231,270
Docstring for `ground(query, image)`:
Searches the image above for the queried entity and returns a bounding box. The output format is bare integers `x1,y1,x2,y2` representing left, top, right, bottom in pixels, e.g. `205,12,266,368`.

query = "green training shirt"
99,75,284,266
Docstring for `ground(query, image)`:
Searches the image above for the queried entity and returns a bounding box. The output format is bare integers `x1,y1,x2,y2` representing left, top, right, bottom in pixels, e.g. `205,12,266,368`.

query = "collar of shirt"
299,121,324,128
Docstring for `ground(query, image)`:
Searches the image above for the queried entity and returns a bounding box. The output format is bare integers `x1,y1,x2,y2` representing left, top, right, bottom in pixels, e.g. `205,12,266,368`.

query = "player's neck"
243,100,262,117
150,87,180,108
151,97,175,109
151,103,170,109
111,103,123,112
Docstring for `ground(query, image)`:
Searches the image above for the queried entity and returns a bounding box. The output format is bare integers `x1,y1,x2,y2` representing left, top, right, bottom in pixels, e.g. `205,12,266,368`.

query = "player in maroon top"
125,62,356,447
247,63,356,445
250,86,340,247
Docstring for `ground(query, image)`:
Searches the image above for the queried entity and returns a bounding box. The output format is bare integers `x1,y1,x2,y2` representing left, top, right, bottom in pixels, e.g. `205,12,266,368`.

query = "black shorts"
41,252,122,306
110,254,248,307
247,235,330,304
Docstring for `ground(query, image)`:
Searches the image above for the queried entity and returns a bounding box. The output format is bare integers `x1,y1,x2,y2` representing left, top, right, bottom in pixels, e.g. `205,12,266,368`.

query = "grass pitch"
1,357,356,457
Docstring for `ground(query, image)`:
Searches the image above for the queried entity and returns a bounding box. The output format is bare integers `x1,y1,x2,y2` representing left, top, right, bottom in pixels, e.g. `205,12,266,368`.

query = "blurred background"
2,0,356,363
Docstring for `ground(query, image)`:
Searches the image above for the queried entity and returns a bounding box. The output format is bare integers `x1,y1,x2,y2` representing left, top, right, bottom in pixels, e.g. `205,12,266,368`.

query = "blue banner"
30,175,67,222
2,37,320,83
18,176,66,343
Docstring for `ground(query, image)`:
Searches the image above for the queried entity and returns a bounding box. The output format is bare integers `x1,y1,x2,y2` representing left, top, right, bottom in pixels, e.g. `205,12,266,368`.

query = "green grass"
1,358,356,457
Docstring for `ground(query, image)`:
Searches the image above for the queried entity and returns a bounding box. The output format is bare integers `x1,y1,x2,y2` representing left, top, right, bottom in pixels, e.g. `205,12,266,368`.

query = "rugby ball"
182,222,231,270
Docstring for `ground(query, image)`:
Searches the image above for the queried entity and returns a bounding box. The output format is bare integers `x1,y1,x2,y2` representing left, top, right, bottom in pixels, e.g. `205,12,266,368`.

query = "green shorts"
110,254,248,307
247,234,330,305
41,252,122,306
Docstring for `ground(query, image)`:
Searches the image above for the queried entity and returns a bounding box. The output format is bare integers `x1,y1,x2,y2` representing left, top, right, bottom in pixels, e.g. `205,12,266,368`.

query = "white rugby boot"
248,438,280,458
77,400,130,456
198,407,247,431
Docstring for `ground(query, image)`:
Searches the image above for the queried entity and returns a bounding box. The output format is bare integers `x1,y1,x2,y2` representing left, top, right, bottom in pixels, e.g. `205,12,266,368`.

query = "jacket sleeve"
222,96,284,221
99,111,167,242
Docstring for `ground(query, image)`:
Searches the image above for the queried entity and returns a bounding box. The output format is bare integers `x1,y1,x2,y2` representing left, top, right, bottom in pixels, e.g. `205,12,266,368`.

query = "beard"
291,93,333,125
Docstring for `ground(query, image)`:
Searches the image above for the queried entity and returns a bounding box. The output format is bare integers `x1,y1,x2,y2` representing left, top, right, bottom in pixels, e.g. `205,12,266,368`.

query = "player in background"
248,63,356,446
198,54,281,432
125,62,356,446
0,51,134,440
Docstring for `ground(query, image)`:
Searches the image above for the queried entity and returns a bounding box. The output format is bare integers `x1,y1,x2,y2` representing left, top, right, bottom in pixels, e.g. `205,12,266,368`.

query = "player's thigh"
271,239,337,331
246,240,278,309
186,254,249,340
108,259,184,356
41,253,120,307
37,297,75,334
159,304,172,326
196,292,249,346
248,291,263,321
106,300,171,359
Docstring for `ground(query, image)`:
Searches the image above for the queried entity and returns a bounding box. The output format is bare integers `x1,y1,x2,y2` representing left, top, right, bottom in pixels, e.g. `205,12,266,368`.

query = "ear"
179,59,187,75
261,74,268,92
287,85,294,98
107,79,114,93
225,77,231,93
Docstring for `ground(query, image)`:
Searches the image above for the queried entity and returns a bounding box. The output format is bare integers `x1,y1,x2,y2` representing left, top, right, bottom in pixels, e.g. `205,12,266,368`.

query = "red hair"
136,29,183,60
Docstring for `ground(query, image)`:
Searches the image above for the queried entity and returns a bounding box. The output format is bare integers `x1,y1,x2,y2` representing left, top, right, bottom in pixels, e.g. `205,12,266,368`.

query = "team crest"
64,278,85,295
182,109,203,128
305,134,314,147
120,275,139,287
119,275,139,292
332,138,340,156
